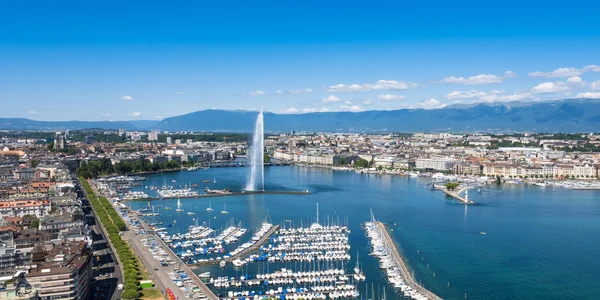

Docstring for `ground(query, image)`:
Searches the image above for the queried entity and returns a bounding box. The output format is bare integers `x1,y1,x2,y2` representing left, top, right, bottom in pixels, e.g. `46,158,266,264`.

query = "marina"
123,166,600,300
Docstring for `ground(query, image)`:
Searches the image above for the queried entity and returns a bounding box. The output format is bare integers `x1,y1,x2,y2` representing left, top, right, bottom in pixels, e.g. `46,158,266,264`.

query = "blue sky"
1,0,600,121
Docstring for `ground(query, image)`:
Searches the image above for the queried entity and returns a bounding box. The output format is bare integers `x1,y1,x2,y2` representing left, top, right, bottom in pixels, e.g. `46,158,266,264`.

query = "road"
77,181,123,300
122,231,188,300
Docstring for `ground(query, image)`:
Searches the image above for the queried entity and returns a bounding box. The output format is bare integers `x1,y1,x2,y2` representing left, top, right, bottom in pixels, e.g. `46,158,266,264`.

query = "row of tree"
77,159,183,178
79,177,141,300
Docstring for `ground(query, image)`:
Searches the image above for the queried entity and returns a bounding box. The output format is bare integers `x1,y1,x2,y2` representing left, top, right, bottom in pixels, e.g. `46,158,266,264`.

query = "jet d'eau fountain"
245,110,264,191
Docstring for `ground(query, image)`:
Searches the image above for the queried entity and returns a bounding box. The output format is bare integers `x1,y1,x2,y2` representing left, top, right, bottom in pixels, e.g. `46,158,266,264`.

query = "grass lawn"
139,287,163,300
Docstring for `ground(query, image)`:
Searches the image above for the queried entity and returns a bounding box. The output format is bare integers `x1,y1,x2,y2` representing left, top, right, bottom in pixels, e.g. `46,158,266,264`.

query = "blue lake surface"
127,166,600,300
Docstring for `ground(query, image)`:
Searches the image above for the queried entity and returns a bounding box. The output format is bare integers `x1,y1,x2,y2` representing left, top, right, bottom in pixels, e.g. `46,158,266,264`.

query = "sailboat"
213,178,217,184
354,251,366,281
176,199,184,212
221,200,229,214
206,200,214,212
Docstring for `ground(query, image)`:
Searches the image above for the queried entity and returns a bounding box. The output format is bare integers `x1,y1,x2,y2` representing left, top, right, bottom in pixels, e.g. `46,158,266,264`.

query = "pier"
125,190,311,201
192,224,280,267
376,222,443,300
443,186,475,204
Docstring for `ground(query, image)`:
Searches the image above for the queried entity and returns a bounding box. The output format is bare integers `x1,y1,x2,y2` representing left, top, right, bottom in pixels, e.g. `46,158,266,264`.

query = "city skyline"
1,1,600,121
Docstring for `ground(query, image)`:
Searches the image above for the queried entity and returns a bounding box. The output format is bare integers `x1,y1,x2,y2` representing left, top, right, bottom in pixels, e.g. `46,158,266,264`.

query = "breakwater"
376,222,443,300
442,186,475,204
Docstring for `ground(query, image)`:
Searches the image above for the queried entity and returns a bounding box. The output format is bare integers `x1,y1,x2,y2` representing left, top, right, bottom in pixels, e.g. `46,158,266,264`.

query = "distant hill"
0,118,159,131
156,99,600,133
2,99,600,132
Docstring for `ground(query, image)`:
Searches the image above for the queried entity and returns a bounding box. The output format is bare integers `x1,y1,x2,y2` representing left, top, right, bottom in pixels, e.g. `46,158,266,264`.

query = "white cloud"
323,95,341,102
377,94,405,101
121,95,134,101
279,107,299,114
411,98,446,109
175,92,184,95
363,99,374,106
103,113,112,116
445,89,532,102
154,116,164,119
249,90,265,96
340,105,364,112
439,73,505,85
302,107,330,113
576,92,600,99
446,90,489,100
582,65,600,72
566,76,585,86
328,80,417,92
275,90,284,94
590,80,600,90
531,81,569,94
27,110,36,114
343,100,352,105
504,70,517,78
288,88,313,94
528,67,582,78
130,112,142,117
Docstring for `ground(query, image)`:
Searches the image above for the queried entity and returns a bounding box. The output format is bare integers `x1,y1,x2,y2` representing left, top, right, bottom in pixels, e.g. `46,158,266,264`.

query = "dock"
192,224,280,267
125,190,311,201
442,186,475,204
376,222,443,300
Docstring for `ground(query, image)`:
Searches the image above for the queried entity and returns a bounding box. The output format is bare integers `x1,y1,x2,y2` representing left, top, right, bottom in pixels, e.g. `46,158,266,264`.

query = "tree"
264,153,270,164
445,182,460,191
339,158,346,165
354,158,369,168
26,215,40,229
121,289,139,300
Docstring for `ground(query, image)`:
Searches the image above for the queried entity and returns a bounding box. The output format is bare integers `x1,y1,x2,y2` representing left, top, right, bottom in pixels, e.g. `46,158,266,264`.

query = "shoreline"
123,190,310,201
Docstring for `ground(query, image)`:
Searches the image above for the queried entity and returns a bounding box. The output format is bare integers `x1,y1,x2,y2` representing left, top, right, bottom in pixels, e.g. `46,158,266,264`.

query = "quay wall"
376,222,443,300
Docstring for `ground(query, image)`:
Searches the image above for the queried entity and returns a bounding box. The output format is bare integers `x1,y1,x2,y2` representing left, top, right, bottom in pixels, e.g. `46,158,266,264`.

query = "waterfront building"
453,163,482,175
166,137,172,144
415,158,456,171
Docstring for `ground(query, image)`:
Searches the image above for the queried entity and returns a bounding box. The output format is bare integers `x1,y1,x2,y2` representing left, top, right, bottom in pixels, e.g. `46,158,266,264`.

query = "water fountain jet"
245,109,264,191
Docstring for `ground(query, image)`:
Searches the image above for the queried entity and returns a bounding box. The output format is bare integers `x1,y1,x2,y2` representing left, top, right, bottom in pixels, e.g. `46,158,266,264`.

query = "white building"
416,158,456,171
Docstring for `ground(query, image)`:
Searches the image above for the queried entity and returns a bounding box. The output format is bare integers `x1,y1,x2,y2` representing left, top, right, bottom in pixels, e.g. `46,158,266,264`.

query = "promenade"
376,222,443,300
129,211,219,300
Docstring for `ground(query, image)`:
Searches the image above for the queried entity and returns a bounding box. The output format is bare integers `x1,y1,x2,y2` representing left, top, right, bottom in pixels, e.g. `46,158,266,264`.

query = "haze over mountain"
2,99,600,133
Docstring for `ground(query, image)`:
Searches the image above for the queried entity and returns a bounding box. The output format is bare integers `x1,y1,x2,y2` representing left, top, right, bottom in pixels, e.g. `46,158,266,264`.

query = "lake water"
127,166,600,300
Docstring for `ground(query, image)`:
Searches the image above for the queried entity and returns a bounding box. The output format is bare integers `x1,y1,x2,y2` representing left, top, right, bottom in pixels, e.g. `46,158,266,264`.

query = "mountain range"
2,99,600,133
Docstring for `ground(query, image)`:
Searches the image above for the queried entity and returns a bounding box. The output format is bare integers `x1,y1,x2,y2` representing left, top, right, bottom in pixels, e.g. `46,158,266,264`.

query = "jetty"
443,186,475,204
376,221,443,300
125,190,310,201
192,224,280,267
